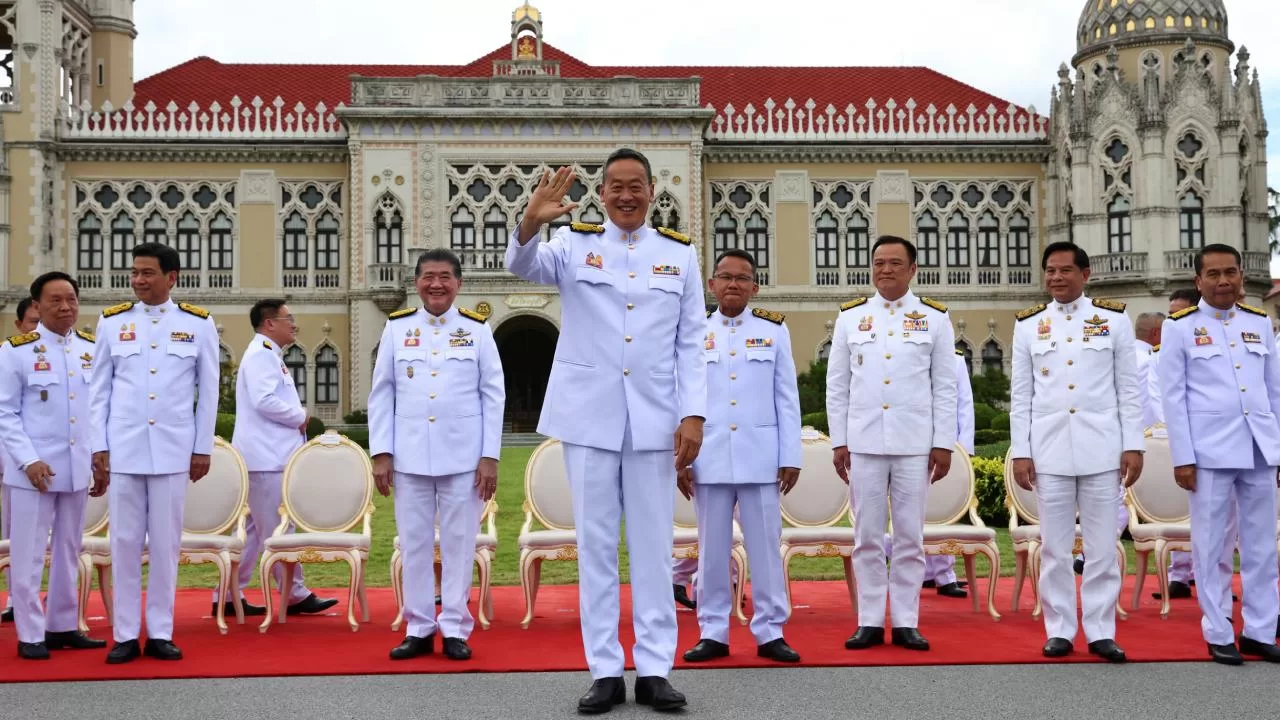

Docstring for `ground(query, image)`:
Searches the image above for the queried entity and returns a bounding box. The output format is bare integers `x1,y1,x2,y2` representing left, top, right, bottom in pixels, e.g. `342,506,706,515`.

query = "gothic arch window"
945,212,971,268
280,180,344,289
283,211,308,272
77,214,103,274
811,181,875,287
709,181,773,284
743,212,770,276
977,211,1000,269
579,203,605,225
956,341,974,376
373,194,403,265
1175,129,1208,200
981,339,1004,374
284,345,307,402
109,214,135,271
314,345,339,406
143,211,167,246
1008,212,1032,269
817,341,832,362
916,211,940,268
1179,192,1205,249
1107,196,1133,253
815,211,838,270
482,205,508,250
912,180,1035,287
316,212,340,271
650,190,682,230
450,206,476,250
713,212,737,257
209,213,234,275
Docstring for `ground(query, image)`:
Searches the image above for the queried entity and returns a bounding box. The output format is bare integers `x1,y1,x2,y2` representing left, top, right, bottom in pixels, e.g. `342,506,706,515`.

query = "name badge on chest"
1242,332,1262,344
170,331,195,343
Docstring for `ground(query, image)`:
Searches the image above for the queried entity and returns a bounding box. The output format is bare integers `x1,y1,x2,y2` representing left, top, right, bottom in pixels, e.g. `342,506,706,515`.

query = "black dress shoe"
682,638,729,662
1152,581,1192,600
936,582,968,598
1238,636,1280,663
1208,643,1244,665
45,630,107,650
1,607,13,623
577,677,625,714
1274,616,1279,639
143,638,183,661
1088,639,1127,663
757,638,800,663
286,593,339,615
212,600,266,617
922,579,937,589
390,634,434,660
634,676,686,712
434,595,442,605
845,626,885,649
1043,637,1073,658
442,637,472,661
672,584,696,610
18,642,50,660
106,639,141,664
891,627,930,651
1073,558,1085,575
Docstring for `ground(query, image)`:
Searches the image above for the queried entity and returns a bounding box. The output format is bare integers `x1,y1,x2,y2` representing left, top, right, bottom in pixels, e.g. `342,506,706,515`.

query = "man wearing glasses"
226,300,336,620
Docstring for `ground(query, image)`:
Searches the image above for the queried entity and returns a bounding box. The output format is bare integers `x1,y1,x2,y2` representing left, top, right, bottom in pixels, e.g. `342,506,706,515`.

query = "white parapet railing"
61,96,348,141
703,97,1048,143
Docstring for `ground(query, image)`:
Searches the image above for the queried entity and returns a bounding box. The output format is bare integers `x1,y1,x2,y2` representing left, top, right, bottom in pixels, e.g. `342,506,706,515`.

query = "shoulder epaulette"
657,226,692,245
388,307,417,320
570,221,605,234
7,332,39,347
840,297,868,312
1237,302,1267,317
76,329,95,343
1151,344,1161,353
1093,298,1126,313
178,302,209,319
706,308,715,318
102,302,134,318
263,341,272,350
921,297,948,313
458,307,487,323
752,307,784,325
1170,306,1199,321
1016,303,1047,321
955,348,964,356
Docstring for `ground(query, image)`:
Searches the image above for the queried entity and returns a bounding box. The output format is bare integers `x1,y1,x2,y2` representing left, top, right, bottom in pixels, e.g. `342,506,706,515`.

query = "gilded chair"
1126,432,1191,617
673,483,748,625
180,436,249,634
259,431,373,633
923,444,1001,620
391,498,499,632
75,491,111,634
779,431,856,618
516,439,576,629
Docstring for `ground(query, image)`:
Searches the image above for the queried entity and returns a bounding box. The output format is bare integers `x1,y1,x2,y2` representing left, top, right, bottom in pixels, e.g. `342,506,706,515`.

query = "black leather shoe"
936,582,968,599
1042,637,1073,658
1208,643,1244,665
18,642,50,660
143,638,183,661
1238,636,1280,663
1088,639,1127,663
845,626,885,649
1073,558,1085,575
286,593,339,615
634,676,686,711
757,638,800,663
212,600,266,617
673,584,696,610
577,677,625,714
106,639,141,664
0,607,12,623
1152,581,1192,600
443,637,472,661
434,595,442,605
891,627,930,651
1275,616,1279,639
45,630,107,650
682,638,729,662
922,579,937,589
389,634,434,660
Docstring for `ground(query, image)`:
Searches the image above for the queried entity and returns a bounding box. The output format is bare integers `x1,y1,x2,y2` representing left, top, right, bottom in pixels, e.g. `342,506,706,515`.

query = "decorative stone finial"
322,321,332,337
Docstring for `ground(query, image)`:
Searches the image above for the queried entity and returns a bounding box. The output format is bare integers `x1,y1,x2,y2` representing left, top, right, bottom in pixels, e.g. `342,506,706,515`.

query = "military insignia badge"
1082,315,1110,338
1193,327,1213,346
585,252,603,270
404,329,420,347
170,331,195,343
119,323,136,342
449,337,475,348
744,338,772,348
1242,332,1262,344
406,366,414,379
450,328,472,339
858,316,874,332
1037,316,1052,340
81,352,93,370
33,344,47,354
652,264,681,276
903,314,928,332
34,359,51,372
704,332,715,351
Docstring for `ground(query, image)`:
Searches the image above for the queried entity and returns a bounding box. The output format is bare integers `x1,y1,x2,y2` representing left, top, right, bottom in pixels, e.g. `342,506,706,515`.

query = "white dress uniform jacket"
232,334,306,472
1135,339,1158,430
955,352,975,455
505,221,707,450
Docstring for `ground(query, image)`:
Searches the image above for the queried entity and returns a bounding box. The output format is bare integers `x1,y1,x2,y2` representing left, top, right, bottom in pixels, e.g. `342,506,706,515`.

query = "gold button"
68,393,75,400
623,369,631,376
1066,315,1072,321
882,404,890,410
434,330,439,335
69,440,75,446
151,343,157,349
730,400,737,405
627,304,634,310
151,319,158,324
1245,410,1251,416
730,329,735,334
729,350,736,356
429,416,435,422
888,330,895,336
885,354,892,360
1067,360,1074,366
150,369,157,374
68,371,74,377
148,419,155,425
730,424,738,431
432,350,439,355
730,373,737,380
431,371,438,377
429,393,437,399
1068,384,1075,390
1230,342,1237,348
149,394,156,400
1236,364,1241,369
1241,387,1247,392
69,417,76,423
1066,337,1073,343
625,336,633,343
1069,408,1076,414
628,272,636,279
883,378,891,384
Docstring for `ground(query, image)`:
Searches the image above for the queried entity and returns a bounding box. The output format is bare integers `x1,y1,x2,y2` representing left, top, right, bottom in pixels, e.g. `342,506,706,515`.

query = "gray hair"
1135,311,1165,338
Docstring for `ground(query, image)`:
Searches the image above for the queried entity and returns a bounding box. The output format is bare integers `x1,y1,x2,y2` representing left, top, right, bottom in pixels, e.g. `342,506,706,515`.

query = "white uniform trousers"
394,471,481,640
1,483,11,610
108,472,188,643
216,471,310,605
850,453,929,628
1076,488,1132,563
693,483,786,646
1036,471,1122,643
563,426,676,679
1169,492,1238,585
672,557,697,586
1188,449,1280,646
7,486,86,644
883,534,957,586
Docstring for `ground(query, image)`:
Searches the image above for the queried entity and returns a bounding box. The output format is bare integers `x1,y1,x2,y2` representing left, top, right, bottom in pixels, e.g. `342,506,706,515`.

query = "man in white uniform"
1157,244,1280,665
679,249,801,665
1010,241,1142,663
370,249,504,662
506,150,706,713
90,242,219,663
0,273,106,659
0,297,39,623
222,300,336,619
827,235,956,652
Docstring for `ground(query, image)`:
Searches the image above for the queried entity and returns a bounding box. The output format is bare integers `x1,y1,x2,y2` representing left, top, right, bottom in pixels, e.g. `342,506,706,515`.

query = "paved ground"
1,662,1273,719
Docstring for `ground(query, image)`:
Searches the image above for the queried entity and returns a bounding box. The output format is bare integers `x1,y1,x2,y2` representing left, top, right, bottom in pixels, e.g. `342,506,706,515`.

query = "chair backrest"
83,492,109,535
183,437,249,535
1003,449,1040,525
1127,434,1188,523
280,431,373,533
673,484,697,528
524,439,574,531
925,443,975,525
780,432,850,527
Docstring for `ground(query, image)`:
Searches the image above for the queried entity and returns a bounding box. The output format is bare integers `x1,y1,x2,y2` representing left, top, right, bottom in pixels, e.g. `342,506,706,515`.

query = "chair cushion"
180,533,245,552
263,533,371,551
1129,523,1191,542
781,526,855,545
393,534,498,551
80,536,112,556
1010,525,1041,544
923,525,997,543
518,529,577,549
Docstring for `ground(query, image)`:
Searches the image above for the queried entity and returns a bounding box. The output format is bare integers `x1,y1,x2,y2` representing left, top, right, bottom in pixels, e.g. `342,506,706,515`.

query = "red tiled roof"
134,43,1035,119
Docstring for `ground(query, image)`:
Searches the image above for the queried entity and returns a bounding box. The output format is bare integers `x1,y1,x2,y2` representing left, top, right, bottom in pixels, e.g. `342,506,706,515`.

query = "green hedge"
973,402,997,430
213,413,331,442
990,413,1010,431
974,428,1010,446
800,411,828,435
972,455,1010,527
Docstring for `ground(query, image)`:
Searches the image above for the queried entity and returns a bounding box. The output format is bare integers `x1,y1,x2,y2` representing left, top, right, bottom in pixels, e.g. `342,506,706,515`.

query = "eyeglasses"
268,315,296,325
712,274,755,285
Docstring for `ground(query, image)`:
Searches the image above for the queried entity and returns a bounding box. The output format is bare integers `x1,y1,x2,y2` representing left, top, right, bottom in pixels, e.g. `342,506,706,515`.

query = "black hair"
16,297,34,320
1194,243,1242,275
1168,288,1201,305
415,248,463,279
250,299,288,330
30,271,79,301
713,249,757,275
132,242,181,274
1041,241,1089,270
872,235,917,265
603,148,653,184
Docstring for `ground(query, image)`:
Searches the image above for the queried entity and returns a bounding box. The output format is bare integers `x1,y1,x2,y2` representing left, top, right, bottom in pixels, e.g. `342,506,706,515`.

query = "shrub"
973,402,997,431
343,409,368,424
974,428,1009,446
971,455,1010,527
990,413,1010,431
305,416,327,439
340,427,370,449
796,359,828,415
975,440,1010,459
972,370,1011,410
215,413,236,441
800,411,828,435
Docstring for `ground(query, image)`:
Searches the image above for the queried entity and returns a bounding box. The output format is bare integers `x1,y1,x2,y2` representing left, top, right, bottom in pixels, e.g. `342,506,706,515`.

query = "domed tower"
1046,0,1269,302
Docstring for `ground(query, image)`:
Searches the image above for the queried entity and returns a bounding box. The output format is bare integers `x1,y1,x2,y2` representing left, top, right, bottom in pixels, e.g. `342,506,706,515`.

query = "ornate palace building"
0,0,1269,429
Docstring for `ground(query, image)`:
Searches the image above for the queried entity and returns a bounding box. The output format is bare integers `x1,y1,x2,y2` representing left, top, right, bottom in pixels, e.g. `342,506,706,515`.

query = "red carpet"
0,577,1245,682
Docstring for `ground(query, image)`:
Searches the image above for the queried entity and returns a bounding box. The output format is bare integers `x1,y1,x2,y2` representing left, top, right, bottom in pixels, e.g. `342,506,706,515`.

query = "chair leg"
1011,549,1026,612
279,562,296,625
356,552,370,624
77,555,92,634
982,542,1002,622
963,552,980,614
258,554,277,633
97,564,113,622
212,556,229,635
519,550,538,629
1030,543,1043,620
1114,540,1128,621
345,551,359,632
1131,549,1149,611
390,548,404,632
731,546,748,626
475,552,491,631
1155,540,1173,619
484,551,495,621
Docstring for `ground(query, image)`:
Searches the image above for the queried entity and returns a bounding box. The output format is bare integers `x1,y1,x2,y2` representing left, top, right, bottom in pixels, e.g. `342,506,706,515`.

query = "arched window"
315,345,339,405
579,204,605,225
977,211,1000,268
482,205,507,249
982,339,1004,374
846,211,870,270
316,212,341,270
1007,212,1031,267
743,211,769,273
374,198,403,264
209,212,234,271
110,214,135,270
78,214,103,271
175,212,200,270
284,345,307,402
1179,192,1204,250
1107,197,1132,253
450,206,476,250
713,212,737,256
283,211,308,269
815,211,838,269
143,211,167,246
218,345,233,397
956,341,974,376
915,212,940,267
817,341,832,362
945,213,970,268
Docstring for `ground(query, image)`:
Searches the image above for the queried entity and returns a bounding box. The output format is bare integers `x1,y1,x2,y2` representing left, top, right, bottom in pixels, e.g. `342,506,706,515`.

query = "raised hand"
516,167,581,243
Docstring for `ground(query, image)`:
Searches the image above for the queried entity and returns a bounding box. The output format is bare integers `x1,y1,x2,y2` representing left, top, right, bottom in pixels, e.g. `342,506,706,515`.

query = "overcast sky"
133,0,1279,261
